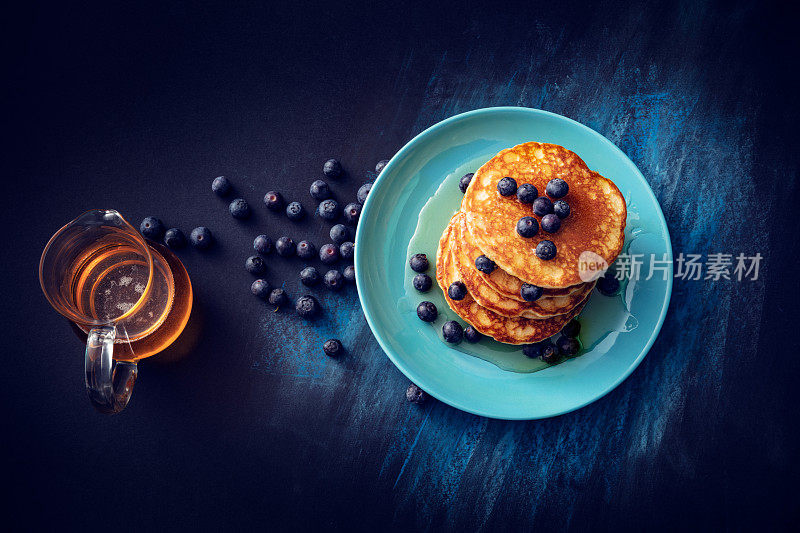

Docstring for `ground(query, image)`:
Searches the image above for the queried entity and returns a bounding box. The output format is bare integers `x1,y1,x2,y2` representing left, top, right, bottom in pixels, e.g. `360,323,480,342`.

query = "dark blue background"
3,0,798,530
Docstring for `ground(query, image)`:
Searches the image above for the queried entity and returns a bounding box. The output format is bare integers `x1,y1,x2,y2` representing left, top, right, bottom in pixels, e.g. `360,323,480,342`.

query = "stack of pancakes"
436,142,627,344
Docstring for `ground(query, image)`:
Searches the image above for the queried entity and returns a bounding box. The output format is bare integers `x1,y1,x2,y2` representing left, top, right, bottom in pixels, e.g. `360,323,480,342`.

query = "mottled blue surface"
2,1,798,530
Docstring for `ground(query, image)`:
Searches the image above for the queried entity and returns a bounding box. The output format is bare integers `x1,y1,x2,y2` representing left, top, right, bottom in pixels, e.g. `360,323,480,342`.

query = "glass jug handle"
84,326,138,414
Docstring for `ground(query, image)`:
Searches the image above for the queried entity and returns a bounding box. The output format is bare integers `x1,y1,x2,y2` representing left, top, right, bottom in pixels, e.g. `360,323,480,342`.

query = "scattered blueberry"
516,216,539,238
163,228,186,249
323,159,342,179
540,341,560,363
597,271,621,296
375,159,389,174
319,243,339,264
300,266,321,286
318,199,339,221
324,269,344,291
553,200,571,219
140,217,165,240
409,253,429,273
557,336,580,357
406,383,427,404
442,320,464,343
541,213,562,233
343,265,356,283
189,227,213,249
520,283,543,302
254,234,273,255
448,281,468,301
459,173,474,193
546,178,569,198
323,339,344,357
263,191,284,212
286,201,305,221
464,325,482,343
250,279,270,299
245,255,267,275
561,319,581,338
268,288,288,307
309,180,331,201
533,197,554,216
297,240,316,260
275,236,296,257
413,273,432,292
416,301,438,322
343,202,361,225
330,224,349,244
211,176,231,196
474,255,496,274
535,240,557,260
229,198,250,219
357,182,372,205
339,241,354,260
295,295,320,319
522,343,543,359
497,176,518,196
516,183,538,204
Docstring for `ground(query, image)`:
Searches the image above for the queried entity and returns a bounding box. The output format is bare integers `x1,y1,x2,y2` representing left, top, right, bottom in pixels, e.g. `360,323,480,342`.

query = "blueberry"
319,243,339,264
416,301,438,322
254,234,273,255
250,279,270,299
541,214,561,233
561,319,581,338
268,288,288,307
540,341,560,363
597,271,620,296
533,197,554,216
464,325,482,343
553,200,571,219
163,228,186,249
275,236,296,257
343,265,356,283
323,339,344,357
286,201,305,221
535,240,557,260
330,224,350,244
459,173,474,193
406,383,427,404
448,281,467,301
557,336,580,357
339,241,354,260
375,159,389,174
516,216,539,238
516,183,538,204
497,177,517,196
295,295,320,319
409,253,429,273
343,202,361,225
297,240,316,260
357,182,372,205
522,343,543,359
245,255,267,275
263,190,284,211
140,217,165,240
309,179,330,201
474,255,496,274
324,269,344,291
323,158,342,179
300,266,321,286
318,199,339,221
211,176,231,196
546,178,569,198
413,273,432,292
189,227,213,249
229,198,250,219
442,320,464,343
520,283,543,302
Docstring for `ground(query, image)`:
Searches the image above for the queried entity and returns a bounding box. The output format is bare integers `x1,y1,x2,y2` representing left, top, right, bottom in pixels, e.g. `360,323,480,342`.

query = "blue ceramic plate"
355,107,672,420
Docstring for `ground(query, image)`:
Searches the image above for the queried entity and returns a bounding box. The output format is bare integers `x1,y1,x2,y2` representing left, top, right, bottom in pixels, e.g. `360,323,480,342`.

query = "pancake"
436,215,587,345
451,211,594,319
462,142,626,288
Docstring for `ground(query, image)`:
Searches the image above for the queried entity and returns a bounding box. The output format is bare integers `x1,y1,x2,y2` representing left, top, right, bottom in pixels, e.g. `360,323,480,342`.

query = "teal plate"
355,107,672,420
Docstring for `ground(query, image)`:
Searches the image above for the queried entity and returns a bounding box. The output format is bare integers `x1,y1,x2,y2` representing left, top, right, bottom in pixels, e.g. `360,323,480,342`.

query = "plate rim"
355,106,673,420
